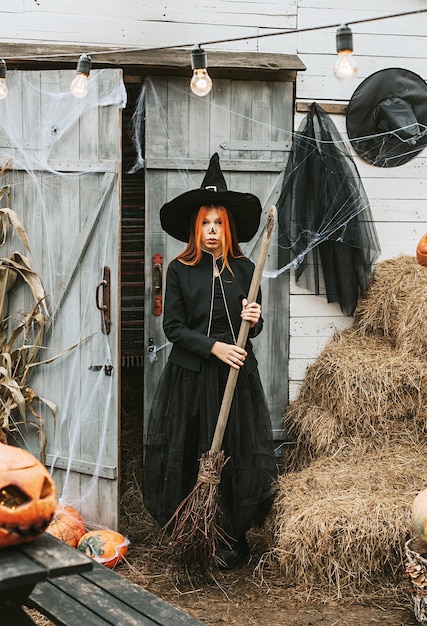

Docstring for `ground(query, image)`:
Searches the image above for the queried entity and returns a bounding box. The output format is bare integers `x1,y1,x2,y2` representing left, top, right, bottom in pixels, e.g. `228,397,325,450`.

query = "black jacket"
163,251,263,373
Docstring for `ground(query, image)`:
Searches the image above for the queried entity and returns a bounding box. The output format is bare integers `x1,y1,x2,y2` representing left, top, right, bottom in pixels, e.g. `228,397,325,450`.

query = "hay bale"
284,327,427,471
273,445,425,597
355,255,427,357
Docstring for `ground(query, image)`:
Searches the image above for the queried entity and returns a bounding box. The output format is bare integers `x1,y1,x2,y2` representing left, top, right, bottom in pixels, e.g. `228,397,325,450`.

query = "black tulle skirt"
143,337,278,540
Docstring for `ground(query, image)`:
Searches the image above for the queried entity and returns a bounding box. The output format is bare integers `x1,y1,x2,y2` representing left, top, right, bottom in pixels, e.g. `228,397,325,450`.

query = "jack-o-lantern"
77,529,130,568
46,503,86,548
416,233,427,267
0,442,57,548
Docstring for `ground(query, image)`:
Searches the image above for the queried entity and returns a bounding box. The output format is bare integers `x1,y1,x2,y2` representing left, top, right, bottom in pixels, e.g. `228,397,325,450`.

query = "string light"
0,8,422,100
334,24,357,82
0,59,8,100
70,54,92,98
190,45,212,97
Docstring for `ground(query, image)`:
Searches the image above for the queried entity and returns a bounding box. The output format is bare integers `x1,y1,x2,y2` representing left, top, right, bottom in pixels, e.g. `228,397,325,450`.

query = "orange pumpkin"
77,529,130,568
46,503,86,547
0,442,57,548
416,233,427,267
412,489,427,543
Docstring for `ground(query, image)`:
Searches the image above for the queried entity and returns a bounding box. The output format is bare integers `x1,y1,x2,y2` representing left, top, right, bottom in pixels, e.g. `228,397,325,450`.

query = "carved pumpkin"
0,442,57,548
416,233,427,267
46,503,86,547
77,529,130,568
412,488,427,543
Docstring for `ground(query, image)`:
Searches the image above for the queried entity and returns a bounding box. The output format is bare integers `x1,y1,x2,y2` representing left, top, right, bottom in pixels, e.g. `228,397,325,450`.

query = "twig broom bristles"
163,206,276,570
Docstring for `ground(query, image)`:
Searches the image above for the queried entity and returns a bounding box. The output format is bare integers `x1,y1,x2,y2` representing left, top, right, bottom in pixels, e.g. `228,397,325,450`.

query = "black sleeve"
163,262,216,359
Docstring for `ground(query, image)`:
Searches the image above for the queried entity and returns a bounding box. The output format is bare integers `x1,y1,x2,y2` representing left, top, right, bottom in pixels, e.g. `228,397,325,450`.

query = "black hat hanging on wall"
346,68,427,167
160,152,262,242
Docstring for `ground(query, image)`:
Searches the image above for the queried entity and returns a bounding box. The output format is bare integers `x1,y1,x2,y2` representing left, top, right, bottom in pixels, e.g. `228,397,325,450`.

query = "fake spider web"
0,68,126,530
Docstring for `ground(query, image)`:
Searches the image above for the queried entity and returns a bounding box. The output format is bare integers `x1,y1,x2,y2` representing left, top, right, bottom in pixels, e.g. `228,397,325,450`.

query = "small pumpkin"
416,233,427,267
412,489,427,543
77,529,129,568
46,503,86,547
0,442,57,548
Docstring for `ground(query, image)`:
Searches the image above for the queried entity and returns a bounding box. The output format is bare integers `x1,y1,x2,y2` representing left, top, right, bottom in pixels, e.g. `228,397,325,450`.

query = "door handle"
96,266,111,334
152,253,163,316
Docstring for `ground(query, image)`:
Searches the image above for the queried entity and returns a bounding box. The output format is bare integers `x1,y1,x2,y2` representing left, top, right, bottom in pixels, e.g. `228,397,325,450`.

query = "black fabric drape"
277,102,381,316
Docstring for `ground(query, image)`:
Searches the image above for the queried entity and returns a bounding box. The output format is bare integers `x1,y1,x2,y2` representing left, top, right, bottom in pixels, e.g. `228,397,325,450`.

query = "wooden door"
0,69,123,529
144,76,293,448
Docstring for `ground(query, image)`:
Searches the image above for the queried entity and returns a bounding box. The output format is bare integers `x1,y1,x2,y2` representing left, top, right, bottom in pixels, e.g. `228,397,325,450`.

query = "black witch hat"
159,153,262,242
346,68,427,167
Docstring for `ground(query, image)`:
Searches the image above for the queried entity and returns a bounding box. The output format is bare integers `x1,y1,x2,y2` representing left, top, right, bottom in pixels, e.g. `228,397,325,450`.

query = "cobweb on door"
0,69,126,528
131,79,382,320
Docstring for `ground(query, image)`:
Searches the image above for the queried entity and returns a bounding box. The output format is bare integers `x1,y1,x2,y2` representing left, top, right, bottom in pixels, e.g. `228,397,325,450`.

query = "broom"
163,205,276,570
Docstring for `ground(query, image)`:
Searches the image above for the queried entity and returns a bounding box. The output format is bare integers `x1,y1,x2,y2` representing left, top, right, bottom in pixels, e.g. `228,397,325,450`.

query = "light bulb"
70,73,89,98
0,79,8,100
70,54,92,98
190,68,213,97
334,51,358,82
334,24,357,82
190,45,213,97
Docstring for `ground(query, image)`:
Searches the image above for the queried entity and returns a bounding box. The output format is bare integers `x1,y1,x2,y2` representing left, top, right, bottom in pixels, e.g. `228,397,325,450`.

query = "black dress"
143,277,277,541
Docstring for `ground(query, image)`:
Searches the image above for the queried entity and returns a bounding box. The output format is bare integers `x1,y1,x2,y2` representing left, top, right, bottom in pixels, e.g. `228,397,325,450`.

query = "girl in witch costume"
143,154,277,568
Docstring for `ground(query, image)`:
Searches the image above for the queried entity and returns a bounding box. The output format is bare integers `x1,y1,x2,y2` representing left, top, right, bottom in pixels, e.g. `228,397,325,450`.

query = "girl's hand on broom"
241,298,261,328
211,341,247,369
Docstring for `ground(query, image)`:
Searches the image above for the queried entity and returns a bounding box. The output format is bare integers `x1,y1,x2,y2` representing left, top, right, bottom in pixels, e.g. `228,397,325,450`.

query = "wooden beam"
296,101,348,114
2,43,305,78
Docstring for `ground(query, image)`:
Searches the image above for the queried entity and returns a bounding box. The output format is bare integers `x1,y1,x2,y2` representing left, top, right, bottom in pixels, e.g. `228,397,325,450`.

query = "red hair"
177,205,243,273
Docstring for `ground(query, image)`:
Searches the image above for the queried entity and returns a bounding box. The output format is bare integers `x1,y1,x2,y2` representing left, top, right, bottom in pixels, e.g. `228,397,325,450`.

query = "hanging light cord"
2,7,427,62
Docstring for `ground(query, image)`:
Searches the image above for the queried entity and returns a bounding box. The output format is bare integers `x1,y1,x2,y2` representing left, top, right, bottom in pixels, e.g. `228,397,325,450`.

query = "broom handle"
210,205,276,453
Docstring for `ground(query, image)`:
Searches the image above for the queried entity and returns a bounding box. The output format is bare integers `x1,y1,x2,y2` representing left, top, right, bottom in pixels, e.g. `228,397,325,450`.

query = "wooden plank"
0,550,45,590
145,157,288,171
16,0,296,20
2,42,305,72
17,533,92,578
29,565,204,626
47,575,162,625
0,157,119,173
45,454,117,479
290,316,350,336
29,580,108,626
81,563,203,625
296,101,347,114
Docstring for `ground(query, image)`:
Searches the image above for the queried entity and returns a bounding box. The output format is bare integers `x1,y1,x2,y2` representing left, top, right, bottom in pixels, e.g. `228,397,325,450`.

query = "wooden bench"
27,558,204,626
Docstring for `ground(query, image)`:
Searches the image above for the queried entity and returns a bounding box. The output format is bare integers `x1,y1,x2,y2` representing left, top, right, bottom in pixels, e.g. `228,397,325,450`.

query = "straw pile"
274,255,427,596
274,444,425,596
284,328,427,472
355,255,427,357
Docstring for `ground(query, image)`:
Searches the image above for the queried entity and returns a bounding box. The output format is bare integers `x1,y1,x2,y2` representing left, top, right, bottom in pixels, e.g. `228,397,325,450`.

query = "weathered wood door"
0,69,123,529
144,76,293,449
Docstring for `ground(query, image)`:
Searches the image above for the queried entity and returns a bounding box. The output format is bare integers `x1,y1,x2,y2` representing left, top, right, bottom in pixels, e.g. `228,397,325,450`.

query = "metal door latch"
147,337,158,363
88,360,114,376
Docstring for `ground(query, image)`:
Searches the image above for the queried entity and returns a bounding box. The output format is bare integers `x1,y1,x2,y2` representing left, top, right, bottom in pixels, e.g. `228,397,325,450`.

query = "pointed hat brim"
159,153,262,242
